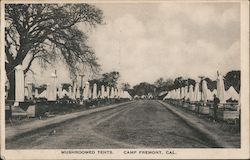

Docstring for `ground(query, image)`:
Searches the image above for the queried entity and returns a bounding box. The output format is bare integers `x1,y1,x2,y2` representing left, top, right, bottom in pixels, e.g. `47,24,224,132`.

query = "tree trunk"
7,71,15,101
5,63,15,101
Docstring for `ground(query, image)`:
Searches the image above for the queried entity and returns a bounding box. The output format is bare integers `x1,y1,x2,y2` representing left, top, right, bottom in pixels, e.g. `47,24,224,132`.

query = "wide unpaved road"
7,100,216,149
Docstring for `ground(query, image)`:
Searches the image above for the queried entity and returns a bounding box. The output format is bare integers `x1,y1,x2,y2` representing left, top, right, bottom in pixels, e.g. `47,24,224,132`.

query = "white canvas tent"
118,88,122,98
15,65,25,102
121,91,132,99
134,95,139,98
35,89,39,98
68,86,72,99
184,86,189,100
110,87,115,98
47,72,57,101
97,90,101,98
101,85,105,99
173,90,177,99
207,89,217,101
141,95,146,99
24,87,28,98
176,88,181,99
217,72,226,103
202,80,208,102
188,85,194,102
92,83,97,99
114,88,118,98
225,86,239,101
193,82,200,101
83,81,89,100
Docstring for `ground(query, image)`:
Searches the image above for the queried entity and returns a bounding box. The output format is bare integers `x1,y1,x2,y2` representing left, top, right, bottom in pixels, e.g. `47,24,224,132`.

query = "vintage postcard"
0,0,249,159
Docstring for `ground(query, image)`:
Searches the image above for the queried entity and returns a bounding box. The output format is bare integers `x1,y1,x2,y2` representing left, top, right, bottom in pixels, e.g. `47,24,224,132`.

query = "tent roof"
225,86,239,101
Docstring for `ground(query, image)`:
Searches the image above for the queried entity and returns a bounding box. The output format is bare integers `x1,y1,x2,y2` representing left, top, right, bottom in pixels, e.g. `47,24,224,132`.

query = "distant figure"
213,94,220,121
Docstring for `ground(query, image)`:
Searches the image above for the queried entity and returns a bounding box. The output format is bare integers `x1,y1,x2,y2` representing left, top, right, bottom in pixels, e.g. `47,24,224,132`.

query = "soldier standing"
213,94,220,122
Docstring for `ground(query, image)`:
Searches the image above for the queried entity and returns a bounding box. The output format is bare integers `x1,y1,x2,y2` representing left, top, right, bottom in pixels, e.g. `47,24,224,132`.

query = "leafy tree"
101,71,120,87
153,77,194,96
173,77,185,89
132,82,156,96
186,78,196,87
224,70,240,93
89,78,102,90
127,89,136,97
204,77,217,91
5,4,103,100
88,71,120,90
154,78,174,94
165,77,195,91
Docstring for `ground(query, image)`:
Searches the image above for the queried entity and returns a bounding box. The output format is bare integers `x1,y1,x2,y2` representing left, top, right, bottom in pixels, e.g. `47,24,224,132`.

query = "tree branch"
5,3,103,79
24,54,36,74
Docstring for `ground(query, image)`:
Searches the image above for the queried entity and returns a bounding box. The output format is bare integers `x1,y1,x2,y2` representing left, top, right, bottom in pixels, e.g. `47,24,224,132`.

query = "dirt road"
6,100,217,149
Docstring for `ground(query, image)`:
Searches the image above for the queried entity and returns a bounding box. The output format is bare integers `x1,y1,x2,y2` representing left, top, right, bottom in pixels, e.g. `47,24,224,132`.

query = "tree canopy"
89,71,120,90
5,4,103,100
132,82,156,97
154,77,174,93
224,70,240,93
101,71,120,87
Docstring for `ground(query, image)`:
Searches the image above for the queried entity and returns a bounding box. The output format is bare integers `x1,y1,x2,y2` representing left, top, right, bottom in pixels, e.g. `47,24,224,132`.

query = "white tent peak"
225,86,239,101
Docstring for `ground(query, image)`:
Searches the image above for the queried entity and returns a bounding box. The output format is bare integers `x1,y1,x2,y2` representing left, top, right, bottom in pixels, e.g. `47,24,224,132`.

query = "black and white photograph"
1,0,249,159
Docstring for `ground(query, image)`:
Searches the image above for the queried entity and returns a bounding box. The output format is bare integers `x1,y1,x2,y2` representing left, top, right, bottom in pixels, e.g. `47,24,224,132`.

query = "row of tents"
163,73,240,103
7,65,132,102
36,83,132,100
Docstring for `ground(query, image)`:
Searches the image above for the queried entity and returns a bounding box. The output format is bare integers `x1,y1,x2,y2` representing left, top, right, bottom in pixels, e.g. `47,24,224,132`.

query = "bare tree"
5,4,103,100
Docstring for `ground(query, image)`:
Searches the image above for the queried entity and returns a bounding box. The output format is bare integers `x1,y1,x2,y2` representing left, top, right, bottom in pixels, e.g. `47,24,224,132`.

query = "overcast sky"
29,2,240,86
